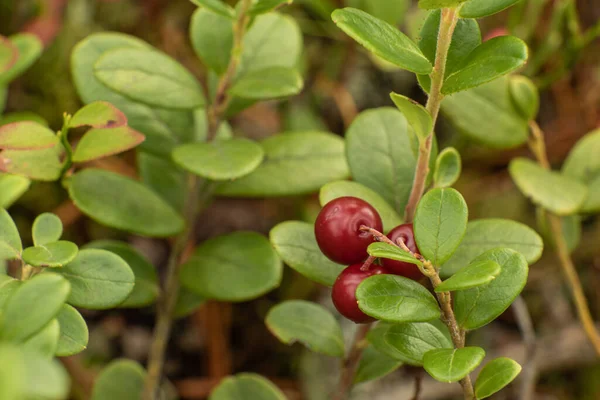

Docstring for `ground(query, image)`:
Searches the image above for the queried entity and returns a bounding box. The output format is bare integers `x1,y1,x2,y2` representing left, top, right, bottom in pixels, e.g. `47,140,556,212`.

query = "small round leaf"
475,357,522,399
434,147,462,188
55,304,89,357
423,347,485,383
22,241,78,268
32,213,63,246
209,373,286,400
91,359,145,400
435,260,501,292
383,320,453,366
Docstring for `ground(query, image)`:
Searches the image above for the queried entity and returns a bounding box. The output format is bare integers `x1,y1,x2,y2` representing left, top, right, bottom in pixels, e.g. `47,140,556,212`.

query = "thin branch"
333,323,372,400
512,296,537,400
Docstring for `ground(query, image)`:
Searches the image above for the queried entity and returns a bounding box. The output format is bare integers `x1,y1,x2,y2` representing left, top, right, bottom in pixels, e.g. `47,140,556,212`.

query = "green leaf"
69,101,128,129
356,274,441,323
190,0,235,18
21,349,71,399
366,322,408,360
138,152,187,212
86,240,159,308
55,304,89,357
562,129,600,213
269,221,344,287
460,0,521,18
354,344,403,384
209,373,286,400
94,48,205,110
0,121,58,150
0,145,63,181
346,0,409,26
0,174,30,208
435,260,501,292
442,36,529,95
249,0,293,15
173,138,264,181
0,273,70,342
475,357,522,399
174,287,205,319
55,249,135,310
0,111,48,126
331,8,432,74
434,147,461,188
414,188,468,265
454,248,528,330
442,77,529,149
22,319,60,358
0,34,43,84
0,208,22,260
32,213,63,246
72,126,145,163
0,275,20,309
180,232,282,301
228,67,303,100
91,359,145,400
423,347,485,383
419,0,468,9
441,219,543,278
367,243,422,268
265,300,345,357
390,93,432,141
0,36,18,74
69,169,185,237
508,75,539,121
383,321,453,366
509,158,588,215
22,241,79,268
190,8,233,75
536,210,580,253
216,131,349,197
0,344,25,400
319,181,402,232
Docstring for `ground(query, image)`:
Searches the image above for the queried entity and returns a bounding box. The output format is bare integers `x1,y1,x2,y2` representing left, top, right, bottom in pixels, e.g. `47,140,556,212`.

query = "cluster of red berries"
315,197,422,323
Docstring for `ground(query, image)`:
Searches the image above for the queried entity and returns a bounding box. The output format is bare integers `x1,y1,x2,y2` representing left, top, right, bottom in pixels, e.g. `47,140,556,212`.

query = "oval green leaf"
562,129,600,213
366,322,408,360
73,126,145,163
367,242,422,268
0,121,58,150
434,147,462,188
265,300,345,357
423,347,485,383
475,357,522,399
190,8,233,75
0,173,30,208
209,373,286,400
508,75,539,121
435,260,501,292
0,208,22,260
383,320,453,366
180,232,282,302
228,67,303,100
354,344,403,384
55,304,89,357
22,241,78,268
460,0,521,18
22,349,70,399
0,344,25,400
22,319,60,358
69,169,185,237
69,101,128,129
32,212,63,246
91,359,145,400
390,92,432,140
356,274,441,323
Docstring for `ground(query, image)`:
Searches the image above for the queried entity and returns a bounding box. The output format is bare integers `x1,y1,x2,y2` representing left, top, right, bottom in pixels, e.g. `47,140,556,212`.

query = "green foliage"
0,34,43,85
191,0,236,18
419,0,468,10
354,344,403,384
72,126,145,163
460,0,521,18
475,357,522,399
32,213,63,247
0,174,30,208
209,373,286,400
249,0,294,15
228,67,303,99
0,121,58,150
383,321,452,366
508,75,540,121
55,305,89,357
22,319,59,358
434,147,462,188
190,8,233,75
562,129,600,213
435,259,501,292
69,101,128,129
390,92,433,140
367,243,422,268
423,347,485,382
266,300,345,357
0,37,17,74
91,359,146,400
346,0,409,25
0,208,22,260
22,241,78,268
0,145,63,181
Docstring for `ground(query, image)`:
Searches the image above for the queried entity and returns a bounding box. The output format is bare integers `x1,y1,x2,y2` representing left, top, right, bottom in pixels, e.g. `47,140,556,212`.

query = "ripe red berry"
332,263,387,323
315,197,383,265
382,223,422,280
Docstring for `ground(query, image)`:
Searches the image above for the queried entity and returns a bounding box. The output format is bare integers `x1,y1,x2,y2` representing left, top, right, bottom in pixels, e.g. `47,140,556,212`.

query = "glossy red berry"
315,197,383,265
382,223,422,280
332,263,387,323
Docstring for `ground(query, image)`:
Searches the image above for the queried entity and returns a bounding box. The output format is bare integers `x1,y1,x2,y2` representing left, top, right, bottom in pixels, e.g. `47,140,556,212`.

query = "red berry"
332,263,387,323
315,197,383,265
382,223,422,280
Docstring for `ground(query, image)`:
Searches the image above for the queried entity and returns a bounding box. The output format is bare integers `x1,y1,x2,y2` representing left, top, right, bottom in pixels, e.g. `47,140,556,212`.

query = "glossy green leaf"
443,36,528,95
21,349,70,399
0,145,63,181
0,208,22,260
419,0,468,9
562,129,600,213
356,274,440,323
434,147,461,188
508,75,539,121
441,219,543,277
69,169,185,237
435,260,501,292
209,373,286,400
180,232,282,302
191,0,235,18
229,67,303,99
442,77,529,149
91,359,145,400
367,243,422,268
22,319,60,358
55,249,135,310
0,34,43,84
69,101,128,129
173,138,264,181
174,287,205,319
0,36,17,74
509,158,588,215
390,93,432,141
475,357,522,399
454,248,528,330
22,241,78,268
0,121,58,150
0,273,70,342
0,344,25,400
460,0,521,18
367,322,407,360
266,300,345,357
72,126,145,163
249,0,293,15
319,181,402,232
269,221,344,286
424,347,485,383
138,152,187,212
383,321,453,366
0,174,30,208
331,8,432,74
190,8,233,75
217,131,349,197
414,188,468,265
94,48,204,110
354,344,403,384
32,213,63,246
86,240,159,308
55,304,89,356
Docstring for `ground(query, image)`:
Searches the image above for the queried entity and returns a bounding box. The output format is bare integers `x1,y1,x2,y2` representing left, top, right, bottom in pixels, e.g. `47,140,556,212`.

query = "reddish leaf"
0,122,58,150
69,101,128,129
0,36,19,74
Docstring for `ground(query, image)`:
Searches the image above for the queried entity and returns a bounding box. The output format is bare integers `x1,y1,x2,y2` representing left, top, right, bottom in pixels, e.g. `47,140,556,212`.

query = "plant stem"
527,121,600,357
512,296,537,400
404,8,459,222
333,323,372,400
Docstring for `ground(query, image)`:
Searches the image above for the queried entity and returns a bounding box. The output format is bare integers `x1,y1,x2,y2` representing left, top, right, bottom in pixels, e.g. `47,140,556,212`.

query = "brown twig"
333,323,372,400
411,369,423,400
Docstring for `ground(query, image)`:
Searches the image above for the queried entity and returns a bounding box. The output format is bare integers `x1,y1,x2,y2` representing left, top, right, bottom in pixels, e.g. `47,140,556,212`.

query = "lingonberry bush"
0,0,599,399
